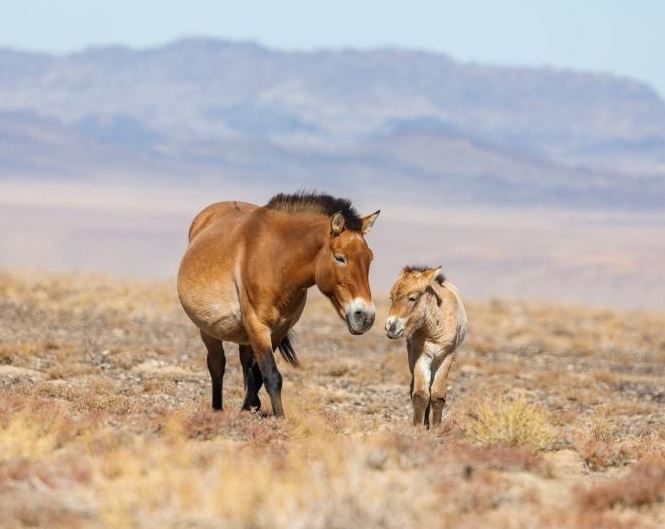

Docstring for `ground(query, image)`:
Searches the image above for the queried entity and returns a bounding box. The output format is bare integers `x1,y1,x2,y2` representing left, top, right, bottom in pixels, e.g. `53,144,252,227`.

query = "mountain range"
1,38,664,208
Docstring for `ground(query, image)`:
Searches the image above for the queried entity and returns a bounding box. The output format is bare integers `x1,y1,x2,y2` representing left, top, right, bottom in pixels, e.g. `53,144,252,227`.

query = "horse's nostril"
354,310,364,320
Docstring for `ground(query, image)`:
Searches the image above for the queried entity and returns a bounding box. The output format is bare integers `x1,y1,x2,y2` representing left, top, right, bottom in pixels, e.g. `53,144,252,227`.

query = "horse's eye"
334,254,347,265
408,294,418,302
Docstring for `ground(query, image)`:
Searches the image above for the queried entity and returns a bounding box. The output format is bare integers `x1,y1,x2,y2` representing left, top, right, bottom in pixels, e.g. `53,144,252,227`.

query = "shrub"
462,395,555,451
582,457,665,510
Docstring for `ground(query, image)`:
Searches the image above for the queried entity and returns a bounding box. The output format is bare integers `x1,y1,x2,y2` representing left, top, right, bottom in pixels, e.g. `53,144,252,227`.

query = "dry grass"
0,408,65,462
0,270,664,528
93,426,435,529
461,395,555,450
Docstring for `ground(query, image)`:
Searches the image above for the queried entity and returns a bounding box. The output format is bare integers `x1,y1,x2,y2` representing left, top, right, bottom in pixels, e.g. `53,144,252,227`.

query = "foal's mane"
402,265,446,285
266,192,362,231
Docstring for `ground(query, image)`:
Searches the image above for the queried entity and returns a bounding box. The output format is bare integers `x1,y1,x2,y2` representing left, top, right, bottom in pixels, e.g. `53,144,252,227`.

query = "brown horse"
177,192,380,417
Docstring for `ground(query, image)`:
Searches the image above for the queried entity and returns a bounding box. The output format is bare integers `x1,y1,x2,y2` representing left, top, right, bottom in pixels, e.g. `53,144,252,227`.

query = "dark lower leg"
202,332,225,411
242,366,264,411
256,351,283,417
239,345,262,411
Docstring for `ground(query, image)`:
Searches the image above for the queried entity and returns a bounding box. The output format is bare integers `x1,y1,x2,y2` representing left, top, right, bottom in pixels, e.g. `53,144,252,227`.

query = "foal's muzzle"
385,316,405,339
345,298,375,335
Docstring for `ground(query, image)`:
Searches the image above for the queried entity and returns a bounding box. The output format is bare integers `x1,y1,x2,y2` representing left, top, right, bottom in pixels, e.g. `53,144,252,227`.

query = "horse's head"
315,210,380,335
385,266,443,339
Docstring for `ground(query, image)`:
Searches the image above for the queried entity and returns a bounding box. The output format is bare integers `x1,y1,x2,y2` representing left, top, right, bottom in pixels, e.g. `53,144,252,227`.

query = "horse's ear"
331,212,345,236
422,266,443,286
360,210,380,234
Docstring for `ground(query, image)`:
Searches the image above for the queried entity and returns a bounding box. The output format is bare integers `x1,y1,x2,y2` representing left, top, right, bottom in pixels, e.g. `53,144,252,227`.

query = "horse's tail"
277,331,299,368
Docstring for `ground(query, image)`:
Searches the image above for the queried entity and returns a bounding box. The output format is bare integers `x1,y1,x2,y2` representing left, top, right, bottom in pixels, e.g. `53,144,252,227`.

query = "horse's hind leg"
201,331,226,410
239,345,263,411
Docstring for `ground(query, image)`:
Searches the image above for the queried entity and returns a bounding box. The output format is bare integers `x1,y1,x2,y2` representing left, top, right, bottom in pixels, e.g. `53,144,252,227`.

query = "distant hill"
1,38,664,208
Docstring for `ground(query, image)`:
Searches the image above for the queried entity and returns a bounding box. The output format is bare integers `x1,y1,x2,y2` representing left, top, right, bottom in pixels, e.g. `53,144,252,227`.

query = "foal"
385,266,467,427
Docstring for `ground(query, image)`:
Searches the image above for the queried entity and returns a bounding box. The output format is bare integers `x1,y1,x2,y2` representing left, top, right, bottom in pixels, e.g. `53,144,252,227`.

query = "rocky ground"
0,270,664,528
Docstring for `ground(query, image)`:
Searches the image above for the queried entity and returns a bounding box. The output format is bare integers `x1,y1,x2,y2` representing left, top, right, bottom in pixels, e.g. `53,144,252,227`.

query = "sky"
2,0,664,96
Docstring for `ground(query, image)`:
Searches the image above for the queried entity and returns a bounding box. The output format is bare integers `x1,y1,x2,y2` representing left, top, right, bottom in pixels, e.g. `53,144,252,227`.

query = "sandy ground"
1,180,665,309
0,271,663,528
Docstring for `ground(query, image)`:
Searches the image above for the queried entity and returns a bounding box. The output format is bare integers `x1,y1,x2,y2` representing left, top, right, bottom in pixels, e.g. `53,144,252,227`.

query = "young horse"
177,192,380,417
385,266,467,427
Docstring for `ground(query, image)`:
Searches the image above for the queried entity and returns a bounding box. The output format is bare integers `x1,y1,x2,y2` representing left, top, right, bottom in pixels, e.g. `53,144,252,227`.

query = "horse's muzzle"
345,298,375,335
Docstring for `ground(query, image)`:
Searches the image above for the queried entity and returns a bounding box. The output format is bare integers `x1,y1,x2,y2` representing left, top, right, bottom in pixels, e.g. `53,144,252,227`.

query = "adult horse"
177,192,380,417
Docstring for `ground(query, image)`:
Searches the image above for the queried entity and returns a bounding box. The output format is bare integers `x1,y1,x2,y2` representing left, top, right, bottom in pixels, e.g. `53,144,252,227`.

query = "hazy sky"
2,0,664,96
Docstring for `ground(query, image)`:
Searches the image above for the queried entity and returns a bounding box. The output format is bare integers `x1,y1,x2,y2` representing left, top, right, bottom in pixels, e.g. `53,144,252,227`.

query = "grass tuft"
462,395,555,451
0,407,67,462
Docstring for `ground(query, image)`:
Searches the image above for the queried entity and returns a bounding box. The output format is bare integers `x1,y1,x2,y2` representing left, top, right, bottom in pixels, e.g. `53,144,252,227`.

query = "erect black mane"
402,265,446,285
266,191,362,231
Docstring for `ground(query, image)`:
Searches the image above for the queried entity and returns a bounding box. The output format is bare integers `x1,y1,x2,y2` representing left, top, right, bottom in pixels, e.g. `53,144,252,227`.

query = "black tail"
277,331,299,368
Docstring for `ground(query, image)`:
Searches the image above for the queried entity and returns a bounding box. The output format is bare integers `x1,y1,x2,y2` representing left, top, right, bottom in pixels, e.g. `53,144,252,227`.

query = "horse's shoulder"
435,282,466,322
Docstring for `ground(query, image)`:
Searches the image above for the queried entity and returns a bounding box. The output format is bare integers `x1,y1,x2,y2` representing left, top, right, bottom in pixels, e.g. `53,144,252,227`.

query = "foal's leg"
407,342,416,420
239,344,263,411
429,352,455,427
201,331,226,410
411,355,432,427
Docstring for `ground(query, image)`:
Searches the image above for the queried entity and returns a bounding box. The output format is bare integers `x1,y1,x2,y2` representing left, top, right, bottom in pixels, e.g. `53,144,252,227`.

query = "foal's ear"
360,210,380,234
422,266,443,286
331,212,346,236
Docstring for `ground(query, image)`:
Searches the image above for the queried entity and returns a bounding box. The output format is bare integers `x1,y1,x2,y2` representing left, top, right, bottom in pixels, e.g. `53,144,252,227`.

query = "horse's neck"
270,214,328,291
419,295,446,341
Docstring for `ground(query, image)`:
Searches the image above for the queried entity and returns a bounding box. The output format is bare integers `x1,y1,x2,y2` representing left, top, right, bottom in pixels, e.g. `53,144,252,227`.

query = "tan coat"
386,267,467,427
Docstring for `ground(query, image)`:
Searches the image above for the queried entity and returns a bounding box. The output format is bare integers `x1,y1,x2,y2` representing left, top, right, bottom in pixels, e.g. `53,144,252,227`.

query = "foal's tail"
277,331,300,368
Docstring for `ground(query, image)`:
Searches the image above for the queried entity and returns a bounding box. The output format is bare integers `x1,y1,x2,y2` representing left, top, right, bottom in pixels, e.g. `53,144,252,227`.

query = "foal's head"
315,208,380,335
385,266,444,339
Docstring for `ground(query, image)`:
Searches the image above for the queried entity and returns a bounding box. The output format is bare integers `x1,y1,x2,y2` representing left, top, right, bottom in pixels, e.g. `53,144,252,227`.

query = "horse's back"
188,200,257,242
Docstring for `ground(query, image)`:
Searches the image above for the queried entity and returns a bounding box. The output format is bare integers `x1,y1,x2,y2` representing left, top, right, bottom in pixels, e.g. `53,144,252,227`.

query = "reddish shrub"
582,457,665,510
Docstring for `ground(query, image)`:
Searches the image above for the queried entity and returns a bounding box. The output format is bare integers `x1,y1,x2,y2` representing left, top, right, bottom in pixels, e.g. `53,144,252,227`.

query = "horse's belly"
180,288,249,343
204,301,249,343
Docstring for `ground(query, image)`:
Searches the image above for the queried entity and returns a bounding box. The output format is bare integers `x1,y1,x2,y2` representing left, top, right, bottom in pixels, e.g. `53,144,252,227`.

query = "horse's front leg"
246,324,284,418
255,345,283,417
411,355,432,427
240,292,285,418
408,339,431,427
429,352,455,427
